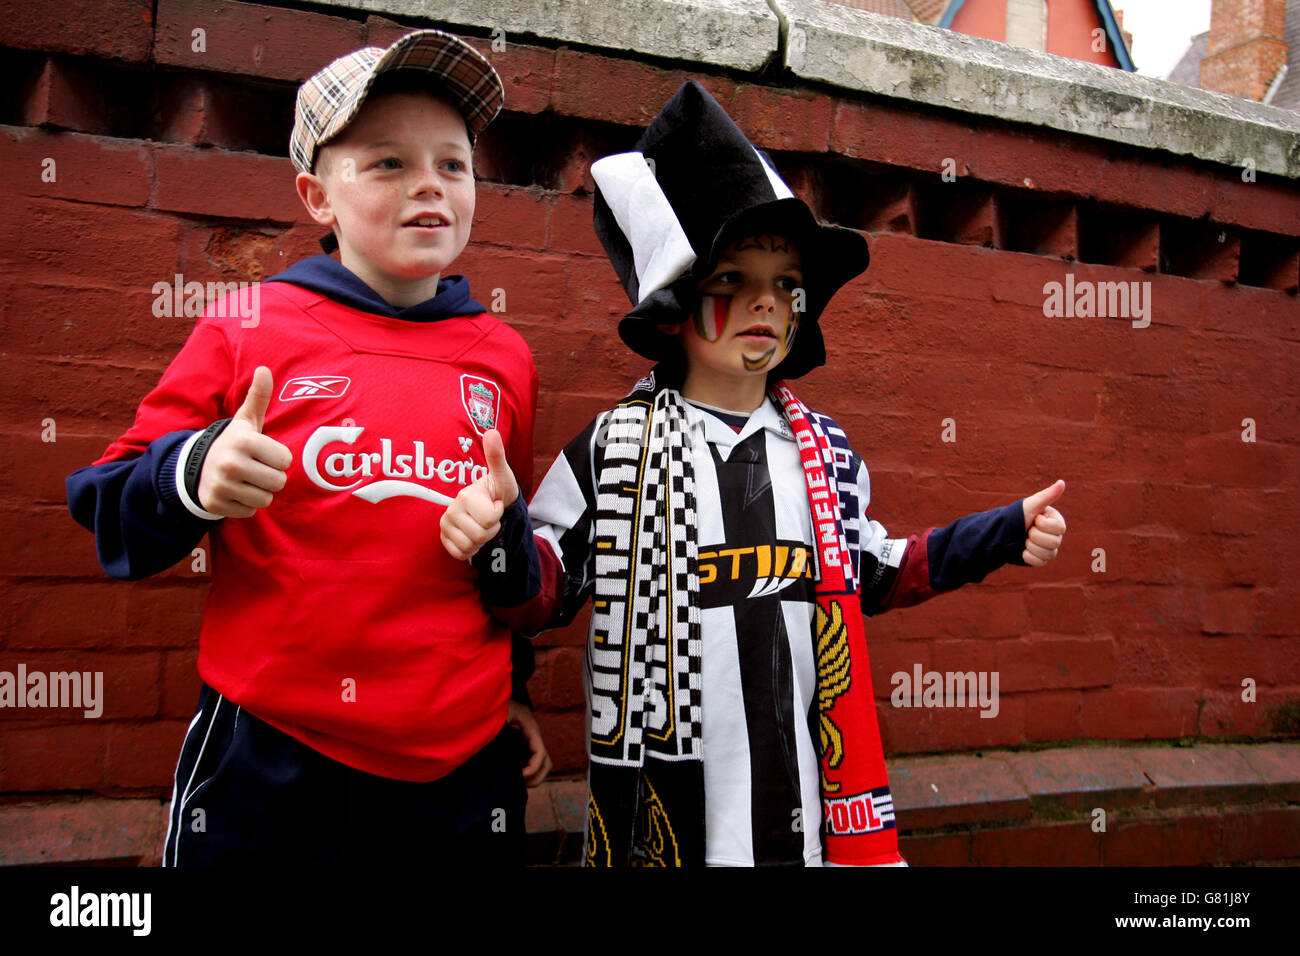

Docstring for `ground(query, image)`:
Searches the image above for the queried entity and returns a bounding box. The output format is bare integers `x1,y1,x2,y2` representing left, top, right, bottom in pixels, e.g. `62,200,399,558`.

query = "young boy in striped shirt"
443,81,1066,867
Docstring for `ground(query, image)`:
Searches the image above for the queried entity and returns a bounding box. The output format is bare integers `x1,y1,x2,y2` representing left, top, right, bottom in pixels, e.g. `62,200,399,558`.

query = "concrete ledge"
0,797,168,866
775,0,1300,179
891,743,1299,830
893,743,1300,865
523,777,586,865
62,0,1300,181
516,742,1300,863
889,754,1033,828
2,743,1295,865
311,0,780,71
901,805,1300,866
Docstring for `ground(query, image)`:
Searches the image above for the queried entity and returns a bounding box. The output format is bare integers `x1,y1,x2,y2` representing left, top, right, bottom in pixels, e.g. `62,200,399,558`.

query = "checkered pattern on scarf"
589,389,703,767
587,385,872,771
290,29,503,173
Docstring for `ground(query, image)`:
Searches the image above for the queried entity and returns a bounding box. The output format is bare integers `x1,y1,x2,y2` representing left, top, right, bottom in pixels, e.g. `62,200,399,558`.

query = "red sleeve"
861,529,935,615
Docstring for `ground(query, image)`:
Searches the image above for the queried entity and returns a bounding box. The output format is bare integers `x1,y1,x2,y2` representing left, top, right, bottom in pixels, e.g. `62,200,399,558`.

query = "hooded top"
66,255,538,781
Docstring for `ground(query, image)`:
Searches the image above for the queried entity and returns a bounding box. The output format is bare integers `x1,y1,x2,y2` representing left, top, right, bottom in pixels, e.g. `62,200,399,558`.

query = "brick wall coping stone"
307,0,1300,178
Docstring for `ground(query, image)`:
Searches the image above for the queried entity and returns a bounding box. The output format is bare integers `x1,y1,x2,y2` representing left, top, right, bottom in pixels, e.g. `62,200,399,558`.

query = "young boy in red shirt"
68,29,549,866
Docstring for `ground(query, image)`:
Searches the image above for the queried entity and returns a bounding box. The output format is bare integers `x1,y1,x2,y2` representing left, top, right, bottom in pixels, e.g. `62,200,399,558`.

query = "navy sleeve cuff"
471,496,542,608
999,499,1030,567
66,429,216,580
927,499,1027,591
157,438,190,513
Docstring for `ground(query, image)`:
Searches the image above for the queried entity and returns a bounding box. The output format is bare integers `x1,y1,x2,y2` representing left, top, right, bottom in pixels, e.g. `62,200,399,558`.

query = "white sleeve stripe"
175,430,224,522
529,453,588,577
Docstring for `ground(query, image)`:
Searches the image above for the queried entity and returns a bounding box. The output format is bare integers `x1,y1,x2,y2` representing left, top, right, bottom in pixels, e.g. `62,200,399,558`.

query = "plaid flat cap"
290,28,504,174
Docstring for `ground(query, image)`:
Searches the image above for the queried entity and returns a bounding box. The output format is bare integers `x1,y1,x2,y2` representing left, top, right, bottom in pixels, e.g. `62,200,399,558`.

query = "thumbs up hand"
482,428,519,510
1020,479,1067,568
198,366,293,518
441,429,518,562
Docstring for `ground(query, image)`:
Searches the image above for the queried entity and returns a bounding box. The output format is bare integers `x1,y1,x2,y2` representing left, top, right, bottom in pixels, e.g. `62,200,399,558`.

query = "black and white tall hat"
591,80,869,380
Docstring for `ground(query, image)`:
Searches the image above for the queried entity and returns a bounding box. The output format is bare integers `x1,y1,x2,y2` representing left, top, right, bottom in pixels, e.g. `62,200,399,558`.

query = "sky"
1109,0,1213,78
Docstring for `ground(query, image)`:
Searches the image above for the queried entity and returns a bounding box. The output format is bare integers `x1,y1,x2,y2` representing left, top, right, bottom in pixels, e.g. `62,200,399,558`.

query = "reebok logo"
279,376,351,401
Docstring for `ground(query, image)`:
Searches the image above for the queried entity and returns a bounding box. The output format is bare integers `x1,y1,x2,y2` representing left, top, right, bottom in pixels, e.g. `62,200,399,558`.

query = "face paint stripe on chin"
695,294,730,341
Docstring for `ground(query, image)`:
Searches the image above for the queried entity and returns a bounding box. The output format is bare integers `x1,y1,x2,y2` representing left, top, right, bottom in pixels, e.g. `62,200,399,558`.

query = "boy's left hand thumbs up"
1021,479,1067,568
439,429,518,563
483,428,519,508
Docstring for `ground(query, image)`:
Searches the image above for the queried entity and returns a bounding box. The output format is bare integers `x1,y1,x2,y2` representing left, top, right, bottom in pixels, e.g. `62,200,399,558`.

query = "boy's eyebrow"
710,256,803,273
360,139,471,152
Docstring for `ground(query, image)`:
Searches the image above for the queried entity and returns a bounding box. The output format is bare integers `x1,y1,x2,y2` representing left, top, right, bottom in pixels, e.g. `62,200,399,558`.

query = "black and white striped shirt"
489,394,1027,865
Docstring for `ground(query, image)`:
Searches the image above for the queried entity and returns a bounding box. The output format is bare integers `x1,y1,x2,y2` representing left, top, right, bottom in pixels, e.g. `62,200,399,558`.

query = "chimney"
1006,0,1048,51
1200,0,1289,101
1113,9,1134,54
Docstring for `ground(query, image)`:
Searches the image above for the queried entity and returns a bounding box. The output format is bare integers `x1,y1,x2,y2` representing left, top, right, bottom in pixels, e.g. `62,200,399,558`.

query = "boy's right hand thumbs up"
198,366,294,519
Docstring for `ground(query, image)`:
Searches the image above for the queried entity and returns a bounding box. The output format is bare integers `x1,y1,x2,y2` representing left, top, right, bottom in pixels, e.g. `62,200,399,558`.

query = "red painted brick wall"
1,0,1298,805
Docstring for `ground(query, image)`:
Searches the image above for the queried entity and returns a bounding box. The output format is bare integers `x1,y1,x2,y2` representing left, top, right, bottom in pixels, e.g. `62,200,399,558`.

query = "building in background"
826,0,1136,69
1168,0,1297,111
940,0,1134,68
825,0,950,20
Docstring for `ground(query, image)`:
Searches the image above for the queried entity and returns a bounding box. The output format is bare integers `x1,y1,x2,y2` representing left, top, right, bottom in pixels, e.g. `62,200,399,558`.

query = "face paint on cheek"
738,304,795,373
782,309,799,359
694,295,731,342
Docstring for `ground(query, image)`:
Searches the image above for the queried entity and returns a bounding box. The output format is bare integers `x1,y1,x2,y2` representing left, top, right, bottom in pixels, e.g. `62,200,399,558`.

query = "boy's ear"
656,322,684,336
295,170,336,228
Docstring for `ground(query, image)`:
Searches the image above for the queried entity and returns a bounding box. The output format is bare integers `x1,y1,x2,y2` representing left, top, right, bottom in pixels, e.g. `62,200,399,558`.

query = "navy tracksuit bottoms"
163,683,527,867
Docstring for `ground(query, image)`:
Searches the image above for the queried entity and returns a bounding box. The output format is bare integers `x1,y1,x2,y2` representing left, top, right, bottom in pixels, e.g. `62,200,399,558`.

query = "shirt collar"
681,395,793,458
